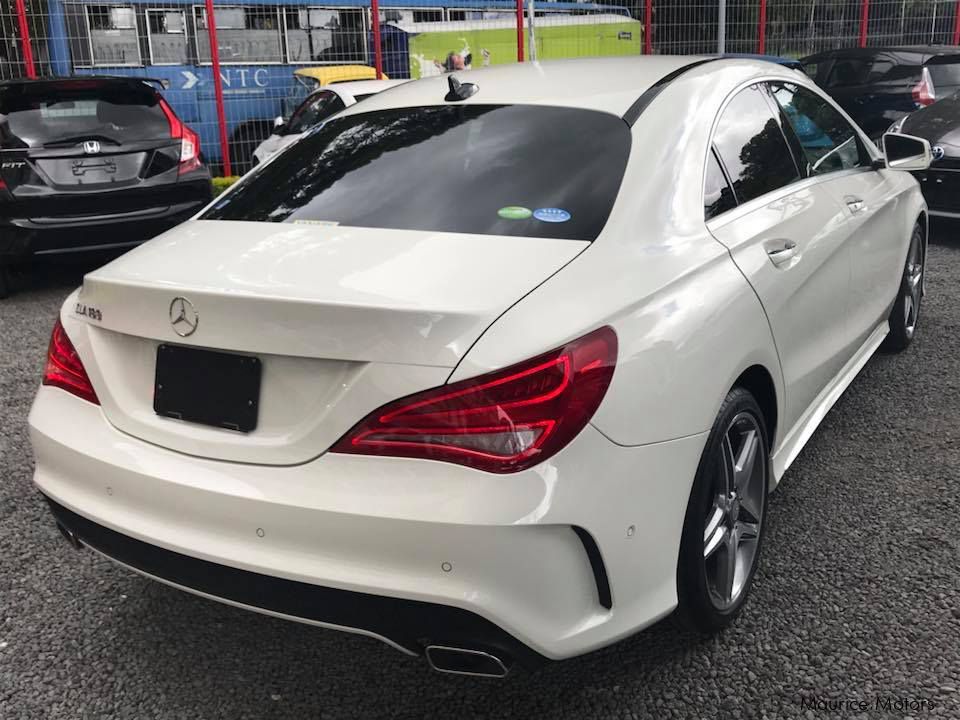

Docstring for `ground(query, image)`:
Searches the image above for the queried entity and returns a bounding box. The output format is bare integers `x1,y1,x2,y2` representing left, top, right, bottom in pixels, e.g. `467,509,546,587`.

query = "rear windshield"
202,104,632,241
0,81,168,149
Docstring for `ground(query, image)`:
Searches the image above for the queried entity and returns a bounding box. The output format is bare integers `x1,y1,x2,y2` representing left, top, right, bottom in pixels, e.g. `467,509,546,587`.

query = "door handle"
845,195,865,214
766,239,798,267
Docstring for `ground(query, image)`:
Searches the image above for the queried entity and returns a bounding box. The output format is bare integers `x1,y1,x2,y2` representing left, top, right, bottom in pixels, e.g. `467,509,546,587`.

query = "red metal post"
953,0,960,45
203,0,231,176
643,0,653,54
859,0,870,48
516,0,525,61
371,0,383,79
757,0,767,54
14,0,36,79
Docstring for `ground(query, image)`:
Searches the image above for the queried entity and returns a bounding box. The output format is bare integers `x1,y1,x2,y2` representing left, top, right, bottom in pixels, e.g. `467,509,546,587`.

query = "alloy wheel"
904,233,923,338
703,411,767,611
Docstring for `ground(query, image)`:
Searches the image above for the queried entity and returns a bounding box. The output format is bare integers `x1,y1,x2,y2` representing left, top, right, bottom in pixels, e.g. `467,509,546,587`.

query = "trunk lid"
76,220,587,464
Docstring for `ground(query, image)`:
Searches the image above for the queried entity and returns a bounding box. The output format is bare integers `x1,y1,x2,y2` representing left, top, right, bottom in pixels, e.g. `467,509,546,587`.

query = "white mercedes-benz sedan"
30,57,930,678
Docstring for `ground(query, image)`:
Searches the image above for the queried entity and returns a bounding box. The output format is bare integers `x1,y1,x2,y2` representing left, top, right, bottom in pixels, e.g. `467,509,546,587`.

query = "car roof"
341,56,726,119
802,45,960,61
0,75,164,90
328,79,409,98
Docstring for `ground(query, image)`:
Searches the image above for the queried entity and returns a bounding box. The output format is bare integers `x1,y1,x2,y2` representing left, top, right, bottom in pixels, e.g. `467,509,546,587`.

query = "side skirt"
770,321,889,487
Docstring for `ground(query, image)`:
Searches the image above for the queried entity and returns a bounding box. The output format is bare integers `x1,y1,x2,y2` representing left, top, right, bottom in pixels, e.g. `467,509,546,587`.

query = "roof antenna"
445,75,479,102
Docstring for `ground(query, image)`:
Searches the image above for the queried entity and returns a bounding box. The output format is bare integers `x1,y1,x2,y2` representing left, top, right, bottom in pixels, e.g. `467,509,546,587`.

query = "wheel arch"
732,364,778,451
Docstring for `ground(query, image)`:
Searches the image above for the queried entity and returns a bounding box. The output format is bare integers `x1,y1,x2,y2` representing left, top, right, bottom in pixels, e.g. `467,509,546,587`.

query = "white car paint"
29,57,927,669
251,79,407,165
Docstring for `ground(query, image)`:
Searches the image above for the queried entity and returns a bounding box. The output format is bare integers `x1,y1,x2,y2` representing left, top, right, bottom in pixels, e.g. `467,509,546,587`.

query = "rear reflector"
43,318,99,405
331,327,617,473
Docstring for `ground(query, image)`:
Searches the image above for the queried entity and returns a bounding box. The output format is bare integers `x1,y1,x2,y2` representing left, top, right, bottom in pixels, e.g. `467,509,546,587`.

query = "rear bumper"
0,192,210,261
44,495,546,669
29,385,708,663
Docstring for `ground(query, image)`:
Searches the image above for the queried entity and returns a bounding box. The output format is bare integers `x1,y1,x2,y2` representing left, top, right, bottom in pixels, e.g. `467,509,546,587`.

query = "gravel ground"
1,231,960,720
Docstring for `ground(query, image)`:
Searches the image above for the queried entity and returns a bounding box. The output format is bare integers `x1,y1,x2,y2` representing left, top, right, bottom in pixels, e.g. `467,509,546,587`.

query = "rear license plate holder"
154,344,261,432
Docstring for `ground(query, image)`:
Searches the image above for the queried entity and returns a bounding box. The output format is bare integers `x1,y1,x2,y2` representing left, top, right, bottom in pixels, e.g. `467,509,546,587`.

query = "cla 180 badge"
74,303,102,322
169,297,199,337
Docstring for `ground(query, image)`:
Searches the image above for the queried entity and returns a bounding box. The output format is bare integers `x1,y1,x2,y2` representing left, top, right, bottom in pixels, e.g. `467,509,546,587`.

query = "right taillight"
43,318,99,405
159,97,202,174
330,326,617,474
912,67,936,107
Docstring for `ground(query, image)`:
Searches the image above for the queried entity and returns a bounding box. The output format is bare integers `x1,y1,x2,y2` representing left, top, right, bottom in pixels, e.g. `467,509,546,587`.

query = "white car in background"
252,79,407,165
30,57,930,678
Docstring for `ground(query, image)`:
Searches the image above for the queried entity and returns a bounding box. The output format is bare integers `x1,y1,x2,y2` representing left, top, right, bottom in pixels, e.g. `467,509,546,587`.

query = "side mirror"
273,115,286,133
881,133,932,171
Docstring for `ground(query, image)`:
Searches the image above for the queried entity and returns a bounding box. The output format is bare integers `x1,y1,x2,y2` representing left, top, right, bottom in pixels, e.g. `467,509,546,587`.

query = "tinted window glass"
285,91,345,134
203,105,631,241
704,149,736,220
712,85,800,205
928,61,960,88
825,58,870,87
0,81,167,149
770,82,868,176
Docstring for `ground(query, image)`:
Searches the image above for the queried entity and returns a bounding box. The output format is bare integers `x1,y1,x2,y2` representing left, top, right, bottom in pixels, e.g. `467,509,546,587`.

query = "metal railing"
3,0,960,176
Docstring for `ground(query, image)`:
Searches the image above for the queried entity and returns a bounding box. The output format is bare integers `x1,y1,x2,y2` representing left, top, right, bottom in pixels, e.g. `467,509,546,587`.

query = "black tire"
0,263,11,300
881,221,925,354
675,387,770,633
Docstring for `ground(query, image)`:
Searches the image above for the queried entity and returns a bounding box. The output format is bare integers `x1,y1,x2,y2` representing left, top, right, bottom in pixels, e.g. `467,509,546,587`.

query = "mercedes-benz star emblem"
169,297,199,337
932,145,945,162
83,140,101,155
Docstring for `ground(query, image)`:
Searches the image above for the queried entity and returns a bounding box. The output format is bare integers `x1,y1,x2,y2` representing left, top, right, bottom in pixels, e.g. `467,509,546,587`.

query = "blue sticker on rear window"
533,207,571,223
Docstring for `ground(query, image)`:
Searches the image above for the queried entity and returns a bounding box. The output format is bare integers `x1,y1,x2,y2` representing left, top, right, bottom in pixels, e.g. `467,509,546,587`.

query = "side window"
704,149,736,220
712,84,800,205
286,91,345,134
825,58,870,87
769,82,869,176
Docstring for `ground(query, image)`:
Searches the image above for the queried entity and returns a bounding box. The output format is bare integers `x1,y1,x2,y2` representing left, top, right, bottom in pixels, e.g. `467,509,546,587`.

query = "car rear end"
0,78,212,270
29,97,703,673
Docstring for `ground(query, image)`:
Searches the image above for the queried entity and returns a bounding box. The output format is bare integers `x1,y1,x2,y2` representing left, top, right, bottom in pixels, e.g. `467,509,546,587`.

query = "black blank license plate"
154,344,262,432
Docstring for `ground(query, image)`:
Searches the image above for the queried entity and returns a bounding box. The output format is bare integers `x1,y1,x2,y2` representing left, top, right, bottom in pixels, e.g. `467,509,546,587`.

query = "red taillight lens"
912,67,936,107
159,98,201,174
331,327,617,473
42,319,99,405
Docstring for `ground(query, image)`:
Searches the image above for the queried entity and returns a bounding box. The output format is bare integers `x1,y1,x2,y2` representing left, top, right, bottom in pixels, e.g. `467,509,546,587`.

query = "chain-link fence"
3,0,960,175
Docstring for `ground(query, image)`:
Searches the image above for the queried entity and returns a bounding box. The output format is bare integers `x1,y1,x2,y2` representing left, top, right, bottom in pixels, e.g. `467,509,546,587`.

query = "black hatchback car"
890,93,960,219
0,76,212,297
802,46,960,139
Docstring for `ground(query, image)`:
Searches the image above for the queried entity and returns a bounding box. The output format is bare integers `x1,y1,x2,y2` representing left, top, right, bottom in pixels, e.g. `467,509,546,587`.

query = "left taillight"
159,97,202,174
330,326,617,474
43,318,99,405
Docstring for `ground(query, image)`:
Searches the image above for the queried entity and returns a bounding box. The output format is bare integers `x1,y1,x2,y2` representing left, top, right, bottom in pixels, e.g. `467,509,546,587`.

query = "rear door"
0,80,180,220
707,83,853,436
770,81,904,348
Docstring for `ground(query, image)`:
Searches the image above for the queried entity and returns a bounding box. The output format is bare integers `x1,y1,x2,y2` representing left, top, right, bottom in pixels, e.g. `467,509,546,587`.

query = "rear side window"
0,82,168,149
285,91,345,134
712,84,800,205
704,150,736,220
769,82,868,176
203,104,632,241
825,58,871,87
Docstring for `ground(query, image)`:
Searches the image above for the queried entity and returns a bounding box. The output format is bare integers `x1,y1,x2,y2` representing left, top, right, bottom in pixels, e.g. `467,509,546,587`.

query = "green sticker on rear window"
498,206,532,220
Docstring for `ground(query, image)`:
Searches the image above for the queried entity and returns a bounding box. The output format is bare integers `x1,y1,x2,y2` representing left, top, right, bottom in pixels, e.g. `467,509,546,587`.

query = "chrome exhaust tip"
424,645,511,678
56,522,82,550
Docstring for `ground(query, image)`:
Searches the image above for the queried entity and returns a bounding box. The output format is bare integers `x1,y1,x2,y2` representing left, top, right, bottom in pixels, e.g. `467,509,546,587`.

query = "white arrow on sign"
181,71,200,90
